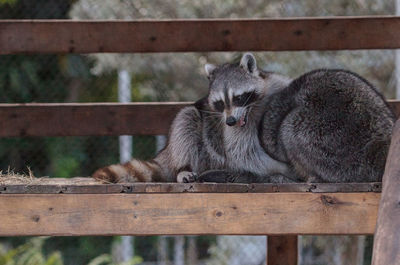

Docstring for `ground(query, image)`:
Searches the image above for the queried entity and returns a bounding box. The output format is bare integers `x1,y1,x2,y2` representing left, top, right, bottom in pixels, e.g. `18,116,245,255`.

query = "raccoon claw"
177,171,198,183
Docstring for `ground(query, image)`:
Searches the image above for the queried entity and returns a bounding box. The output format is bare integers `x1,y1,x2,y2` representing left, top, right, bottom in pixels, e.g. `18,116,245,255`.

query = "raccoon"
93,53,395,184
259,68,395,182
93,53,294,183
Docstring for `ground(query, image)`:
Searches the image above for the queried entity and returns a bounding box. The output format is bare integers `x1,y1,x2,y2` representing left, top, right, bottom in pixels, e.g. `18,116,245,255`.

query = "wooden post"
372,119,400,265
267,236,298,265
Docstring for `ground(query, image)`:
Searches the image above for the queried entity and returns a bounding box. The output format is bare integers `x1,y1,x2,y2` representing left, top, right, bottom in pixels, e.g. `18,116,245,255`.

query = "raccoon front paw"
176,171,198,183
197,170,236,183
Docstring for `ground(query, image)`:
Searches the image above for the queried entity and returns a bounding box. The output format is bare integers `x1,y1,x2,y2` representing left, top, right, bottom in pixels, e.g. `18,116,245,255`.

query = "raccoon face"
204,53,263,128
209,90,260,127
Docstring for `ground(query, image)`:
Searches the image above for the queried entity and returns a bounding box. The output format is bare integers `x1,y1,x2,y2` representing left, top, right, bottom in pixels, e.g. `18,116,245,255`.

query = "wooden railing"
2,17,400,54
1,17,399,265
0,183,381,236
0,101,398,137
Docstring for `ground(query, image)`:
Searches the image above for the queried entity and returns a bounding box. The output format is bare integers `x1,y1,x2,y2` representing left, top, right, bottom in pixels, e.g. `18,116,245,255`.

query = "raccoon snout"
226,116,237,126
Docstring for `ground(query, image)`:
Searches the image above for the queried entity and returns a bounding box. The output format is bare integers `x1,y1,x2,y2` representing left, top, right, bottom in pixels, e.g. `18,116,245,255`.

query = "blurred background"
0,0,398,264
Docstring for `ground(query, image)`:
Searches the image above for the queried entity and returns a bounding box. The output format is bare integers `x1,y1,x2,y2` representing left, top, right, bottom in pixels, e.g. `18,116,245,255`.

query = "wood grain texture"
267,236,298,265
0,182,382,194
1,17,400,54
372,119,400,265
388,100,400,118
0,193,379,236
0,102,190,137
0,101,398,137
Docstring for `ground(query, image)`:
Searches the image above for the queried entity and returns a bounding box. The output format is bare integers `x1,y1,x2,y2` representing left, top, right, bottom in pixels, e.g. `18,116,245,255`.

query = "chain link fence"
0,0,396,264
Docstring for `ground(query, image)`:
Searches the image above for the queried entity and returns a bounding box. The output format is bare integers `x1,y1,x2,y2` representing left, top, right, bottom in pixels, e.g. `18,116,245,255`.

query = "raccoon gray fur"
259,68,395,182
93,53,395,184
93,53,293,183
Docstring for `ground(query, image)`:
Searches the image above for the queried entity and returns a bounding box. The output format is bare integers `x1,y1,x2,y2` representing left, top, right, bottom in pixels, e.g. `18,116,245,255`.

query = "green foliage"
0,0,17,6
87,254,142,265
52,156,80,179
0,237,143,265
0,237,63,265
0,55,67,103
0,0,72,19
42,236,114,265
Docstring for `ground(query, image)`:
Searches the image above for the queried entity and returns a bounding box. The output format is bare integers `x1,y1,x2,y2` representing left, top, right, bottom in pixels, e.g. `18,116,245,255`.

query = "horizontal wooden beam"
0,101,398,137
1,17,400,54
0,192,379,236
0,102,190,137
0,181,382,194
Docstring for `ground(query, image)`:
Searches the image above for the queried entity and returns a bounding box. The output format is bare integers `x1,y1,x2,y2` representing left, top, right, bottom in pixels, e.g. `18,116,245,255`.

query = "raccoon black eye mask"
213,100,224,112
233,91,258,106
211,92,259,127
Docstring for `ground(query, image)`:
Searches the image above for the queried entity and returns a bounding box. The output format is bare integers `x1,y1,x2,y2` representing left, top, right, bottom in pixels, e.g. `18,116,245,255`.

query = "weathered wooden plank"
0,101,398,137
249,182,381,194
267,236,298,265
388,100,400,118
0,102,190,137
372,119,400,265
0,193,379,236
0,182,382,194
1,17,400,54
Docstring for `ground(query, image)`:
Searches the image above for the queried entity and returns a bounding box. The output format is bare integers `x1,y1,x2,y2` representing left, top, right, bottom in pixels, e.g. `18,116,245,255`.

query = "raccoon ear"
194,96,208,111
205,63,216,78
240,53,258,75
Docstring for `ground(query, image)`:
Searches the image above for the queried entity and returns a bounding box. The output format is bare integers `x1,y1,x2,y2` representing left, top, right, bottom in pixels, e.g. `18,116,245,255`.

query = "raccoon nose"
226,116,237,126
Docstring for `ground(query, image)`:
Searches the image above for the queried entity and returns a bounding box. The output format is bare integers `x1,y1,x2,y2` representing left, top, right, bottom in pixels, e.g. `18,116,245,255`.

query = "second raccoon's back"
291,69,394,147
264,69,395,182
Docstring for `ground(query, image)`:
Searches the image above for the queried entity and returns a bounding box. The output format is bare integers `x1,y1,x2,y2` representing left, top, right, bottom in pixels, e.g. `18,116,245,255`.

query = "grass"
0,167,100,185
0,167,35,185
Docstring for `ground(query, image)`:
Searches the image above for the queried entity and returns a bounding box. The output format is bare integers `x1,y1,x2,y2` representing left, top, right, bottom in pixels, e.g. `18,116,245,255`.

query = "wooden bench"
1,17,400,265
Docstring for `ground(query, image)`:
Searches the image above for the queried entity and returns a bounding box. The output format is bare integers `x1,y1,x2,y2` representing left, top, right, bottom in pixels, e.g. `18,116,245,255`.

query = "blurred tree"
0,2,131,265
0,0,71,19
87,253,142,265
0,0,17,5
0,237,63,265
0,237,143,265
0,1,121,179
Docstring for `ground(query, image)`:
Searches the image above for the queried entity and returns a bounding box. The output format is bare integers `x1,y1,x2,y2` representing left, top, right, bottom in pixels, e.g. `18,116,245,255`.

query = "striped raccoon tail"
92,159,164,183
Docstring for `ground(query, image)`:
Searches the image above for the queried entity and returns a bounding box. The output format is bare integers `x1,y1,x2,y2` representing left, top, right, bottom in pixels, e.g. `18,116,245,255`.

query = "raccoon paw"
197,170,237,183
177,171,198,183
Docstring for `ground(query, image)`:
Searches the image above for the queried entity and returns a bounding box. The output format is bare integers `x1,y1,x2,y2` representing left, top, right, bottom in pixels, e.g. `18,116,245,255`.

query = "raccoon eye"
233,92,257,106
213,100,225,112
